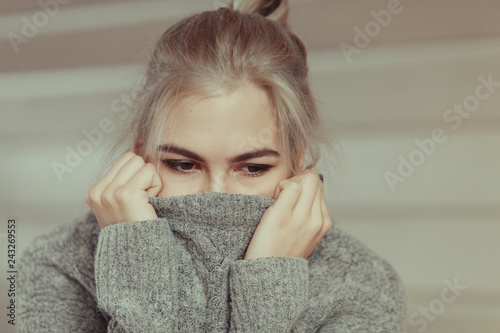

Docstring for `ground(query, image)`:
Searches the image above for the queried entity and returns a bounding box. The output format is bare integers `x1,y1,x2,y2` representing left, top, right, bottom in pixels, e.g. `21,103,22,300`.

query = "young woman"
18,0,406,331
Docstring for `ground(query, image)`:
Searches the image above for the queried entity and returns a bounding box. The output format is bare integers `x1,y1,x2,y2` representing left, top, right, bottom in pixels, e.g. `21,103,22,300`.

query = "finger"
106,155,146,192
100,152,137,185
294,172,319,216
88,152,137,198
320,194,332,235
309,183,325,236
273,170,305,200
274,178,293,200
273,180,281,200
124,163,163,197
272,181,302,214
146,167,163,197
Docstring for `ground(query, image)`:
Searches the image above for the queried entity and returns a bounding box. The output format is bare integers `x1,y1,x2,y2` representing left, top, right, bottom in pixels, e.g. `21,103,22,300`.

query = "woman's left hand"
243,169,332,260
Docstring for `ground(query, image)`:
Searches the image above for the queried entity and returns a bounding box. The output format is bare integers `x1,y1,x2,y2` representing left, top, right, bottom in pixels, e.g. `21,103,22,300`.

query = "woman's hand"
243,169,332,260
85,152,163,229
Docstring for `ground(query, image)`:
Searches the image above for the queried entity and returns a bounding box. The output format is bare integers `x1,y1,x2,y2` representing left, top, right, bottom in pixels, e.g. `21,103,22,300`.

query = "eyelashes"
161,160,272,177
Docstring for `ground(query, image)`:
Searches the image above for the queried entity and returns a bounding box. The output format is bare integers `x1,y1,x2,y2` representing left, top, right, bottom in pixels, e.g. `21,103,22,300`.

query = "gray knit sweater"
18,192,405,332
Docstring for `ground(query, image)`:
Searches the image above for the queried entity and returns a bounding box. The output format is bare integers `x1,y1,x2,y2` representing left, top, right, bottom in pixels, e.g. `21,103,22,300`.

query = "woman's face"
138,84,304,199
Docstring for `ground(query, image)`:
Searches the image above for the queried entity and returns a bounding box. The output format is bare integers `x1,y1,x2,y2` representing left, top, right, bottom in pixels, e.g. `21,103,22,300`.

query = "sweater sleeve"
304,226,406,333
94,218,180,332
315,267,406,333
17,236,108,332
228,256,310,332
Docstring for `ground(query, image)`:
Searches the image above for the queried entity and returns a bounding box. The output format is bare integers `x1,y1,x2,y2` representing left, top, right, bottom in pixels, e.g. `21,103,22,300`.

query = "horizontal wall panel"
2,0,500,66
311,47,500,124
2,39,499,136
338,219,500,294
319,130,500,208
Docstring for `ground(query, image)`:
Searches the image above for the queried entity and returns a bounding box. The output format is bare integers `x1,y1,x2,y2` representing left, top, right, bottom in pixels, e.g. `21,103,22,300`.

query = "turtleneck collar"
149,192,276,228
147,192,277,263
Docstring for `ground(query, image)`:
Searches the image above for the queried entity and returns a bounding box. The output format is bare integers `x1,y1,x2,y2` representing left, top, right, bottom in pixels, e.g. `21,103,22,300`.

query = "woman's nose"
206,171,227,193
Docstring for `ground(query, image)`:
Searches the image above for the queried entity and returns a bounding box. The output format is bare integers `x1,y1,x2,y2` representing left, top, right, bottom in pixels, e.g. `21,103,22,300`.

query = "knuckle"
305,171,318,182
132,155,145,164
325,220,332,232
86,188,100,203
120,152,136,162
287,182,301,191
320,218,332,234
114,186,132,201
309,216,325,233
311,218,323,230
125,154,144,168
101,189,115,205
144,163,157,173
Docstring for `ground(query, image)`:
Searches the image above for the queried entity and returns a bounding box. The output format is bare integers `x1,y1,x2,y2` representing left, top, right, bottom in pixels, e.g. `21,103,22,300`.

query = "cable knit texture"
17,192,405,332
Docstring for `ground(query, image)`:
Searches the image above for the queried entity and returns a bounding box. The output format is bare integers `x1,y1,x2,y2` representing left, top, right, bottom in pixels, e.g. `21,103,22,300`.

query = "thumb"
273,182,280,200
146,167,163,197
273,179,284,200
273,178,290,200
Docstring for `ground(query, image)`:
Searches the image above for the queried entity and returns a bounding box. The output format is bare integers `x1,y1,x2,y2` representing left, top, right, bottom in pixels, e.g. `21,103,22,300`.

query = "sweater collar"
149,192,276,228
148,192,277,263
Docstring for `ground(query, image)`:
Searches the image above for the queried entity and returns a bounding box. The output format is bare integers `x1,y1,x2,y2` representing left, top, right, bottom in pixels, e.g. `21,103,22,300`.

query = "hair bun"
229,0,290,30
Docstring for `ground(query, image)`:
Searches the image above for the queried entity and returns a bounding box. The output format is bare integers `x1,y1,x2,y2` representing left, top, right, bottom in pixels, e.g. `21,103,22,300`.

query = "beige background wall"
1,0,499,332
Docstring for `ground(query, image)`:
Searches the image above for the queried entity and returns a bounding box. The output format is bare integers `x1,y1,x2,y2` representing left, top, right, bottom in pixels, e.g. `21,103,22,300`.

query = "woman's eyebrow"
157,144,280,164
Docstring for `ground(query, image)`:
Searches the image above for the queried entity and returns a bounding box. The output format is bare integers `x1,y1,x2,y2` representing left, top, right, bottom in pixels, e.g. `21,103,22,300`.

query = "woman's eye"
162,160,271,177
163,161,198,174
240,164,272,177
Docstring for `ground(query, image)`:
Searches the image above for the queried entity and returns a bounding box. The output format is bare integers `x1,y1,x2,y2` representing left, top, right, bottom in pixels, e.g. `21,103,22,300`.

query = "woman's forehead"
164,86,278,137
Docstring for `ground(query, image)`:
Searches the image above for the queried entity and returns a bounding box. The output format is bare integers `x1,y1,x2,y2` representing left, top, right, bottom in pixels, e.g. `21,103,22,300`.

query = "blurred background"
1,0,499,332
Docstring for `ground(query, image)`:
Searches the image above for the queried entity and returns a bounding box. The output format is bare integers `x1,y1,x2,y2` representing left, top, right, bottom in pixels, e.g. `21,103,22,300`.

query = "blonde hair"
95,0,338,184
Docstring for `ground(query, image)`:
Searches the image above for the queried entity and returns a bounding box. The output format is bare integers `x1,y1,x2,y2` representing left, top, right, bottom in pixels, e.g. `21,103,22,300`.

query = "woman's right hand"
85,152,163,229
